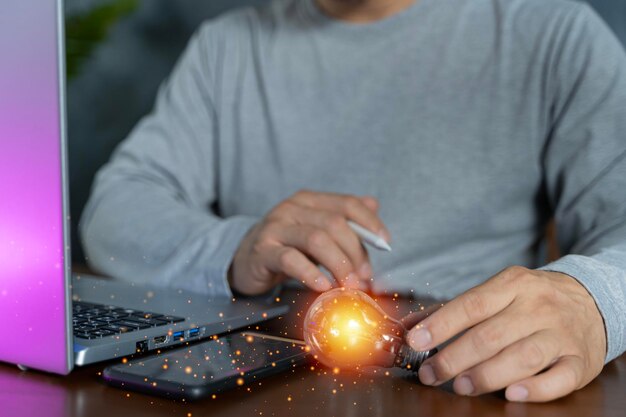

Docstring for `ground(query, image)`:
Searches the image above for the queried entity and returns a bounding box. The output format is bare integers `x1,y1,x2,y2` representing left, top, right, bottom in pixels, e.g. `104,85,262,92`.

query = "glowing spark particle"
333,367,340,375
236,378,244,386
184,366,193,374
287,396,292,402
121,358,128,364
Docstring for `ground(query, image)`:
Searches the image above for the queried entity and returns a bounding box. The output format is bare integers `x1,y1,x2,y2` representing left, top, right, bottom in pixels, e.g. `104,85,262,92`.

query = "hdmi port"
153,335,167,345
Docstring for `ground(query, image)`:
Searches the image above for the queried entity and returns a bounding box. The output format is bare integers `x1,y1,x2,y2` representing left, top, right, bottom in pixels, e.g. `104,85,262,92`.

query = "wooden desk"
2,288,625,417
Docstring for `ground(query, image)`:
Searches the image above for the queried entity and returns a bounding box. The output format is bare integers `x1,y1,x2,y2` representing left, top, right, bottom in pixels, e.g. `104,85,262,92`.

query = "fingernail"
506,385,528,402
418,364,436,385
316,276,333,291
359,263,372,279
379,229,391,243
455,376,474,396
344,273,360,289
407,326,432,350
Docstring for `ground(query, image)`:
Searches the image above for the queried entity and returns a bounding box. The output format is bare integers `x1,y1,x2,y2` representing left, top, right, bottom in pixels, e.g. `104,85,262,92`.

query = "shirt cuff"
204,215,258,298
538,254,626,363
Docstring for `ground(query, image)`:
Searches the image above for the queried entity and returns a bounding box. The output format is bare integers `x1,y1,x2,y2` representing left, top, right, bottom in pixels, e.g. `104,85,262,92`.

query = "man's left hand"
406,266,606,402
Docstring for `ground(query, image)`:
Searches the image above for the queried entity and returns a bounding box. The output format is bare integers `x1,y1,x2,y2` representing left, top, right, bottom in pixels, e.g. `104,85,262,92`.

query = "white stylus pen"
347,221,392,252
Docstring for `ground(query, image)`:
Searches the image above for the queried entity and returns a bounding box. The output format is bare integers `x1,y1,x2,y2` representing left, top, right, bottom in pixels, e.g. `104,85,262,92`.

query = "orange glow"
303,288,404,370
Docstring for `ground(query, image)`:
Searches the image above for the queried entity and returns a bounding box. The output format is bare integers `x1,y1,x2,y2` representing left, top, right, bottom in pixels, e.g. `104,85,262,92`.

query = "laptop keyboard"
72,301,185,340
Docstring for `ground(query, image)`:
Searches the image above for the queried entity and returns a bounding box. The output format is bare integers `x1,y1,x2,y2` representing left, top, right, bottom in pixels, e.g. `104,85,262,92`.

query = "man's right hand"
229,190,391,295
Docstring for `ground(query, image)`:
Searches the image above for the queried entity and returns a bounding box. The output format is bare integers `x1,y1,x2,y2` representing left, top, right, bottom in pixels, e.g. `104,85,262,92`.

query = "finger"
291,190,391,242
265,245,334,292
425,306,543,385
407,278,515,351
273,224,358,288
360,196,379,213
452,330,561,396
505,355,584,402
401,305,442,329
286,205,371,280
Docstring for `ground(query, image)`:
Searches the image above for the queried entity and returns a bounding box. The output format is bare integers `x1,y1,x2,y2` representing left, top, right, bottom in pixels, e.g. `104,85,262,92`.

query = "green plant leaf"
65,0,139,79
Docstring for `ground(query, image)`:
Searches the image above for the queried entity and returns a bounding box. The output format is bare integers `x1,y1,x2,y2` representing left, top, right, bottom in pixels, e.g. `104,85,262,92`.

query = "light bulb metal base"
395,344,437,372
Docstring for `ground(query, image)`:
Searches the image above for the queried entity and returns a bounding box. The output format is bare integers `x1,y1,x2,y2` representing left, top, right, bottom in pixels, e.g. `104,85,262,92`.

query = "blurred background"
65,0,626,263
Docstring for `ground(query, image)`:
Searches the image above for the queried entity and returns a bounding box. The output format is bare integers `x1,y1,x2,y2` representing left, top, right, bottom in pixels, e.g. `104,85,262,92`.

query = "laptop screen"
0,0,72,374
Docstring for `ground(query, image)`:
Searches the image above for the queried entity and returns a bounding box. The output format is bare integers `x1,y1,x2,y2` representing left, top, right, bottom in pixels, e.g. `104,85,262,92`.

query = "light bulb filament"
304,288,435,371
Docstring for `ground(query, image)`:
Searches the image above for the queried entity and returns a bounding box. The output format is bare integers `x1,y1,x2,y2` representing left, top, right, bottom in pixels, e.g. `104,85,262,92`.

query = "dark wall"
66,0,626,264
66,0,266,262
587,0,626,43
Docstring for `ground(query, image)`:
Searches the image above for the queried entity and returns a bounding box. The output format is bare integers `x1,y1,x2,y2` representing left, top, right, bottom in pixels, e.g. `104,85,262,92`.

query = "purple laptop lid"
0,0,73,374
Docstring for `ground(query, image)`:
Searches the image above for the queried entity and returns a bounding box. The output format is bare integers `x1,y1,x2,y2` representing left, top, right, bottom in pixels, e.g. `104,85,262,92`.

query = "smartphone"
103,332,309,401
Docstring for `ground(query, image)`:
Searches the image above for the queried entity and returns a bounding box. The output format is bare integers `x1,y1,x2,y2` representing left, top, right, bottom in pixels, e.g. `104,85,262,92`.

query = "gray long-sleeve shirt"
80,0,626,362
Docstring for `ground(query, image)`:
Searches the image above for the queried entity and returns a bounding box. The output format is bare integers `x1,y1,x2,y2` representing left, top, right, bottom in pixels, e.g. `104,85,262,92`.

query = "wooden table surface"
2,288,625,417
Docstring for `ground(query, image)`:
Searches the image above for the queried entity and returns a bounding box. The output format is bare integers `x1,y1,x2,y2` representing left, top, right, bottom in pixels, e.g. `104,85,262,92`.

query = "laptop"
0,0,287,375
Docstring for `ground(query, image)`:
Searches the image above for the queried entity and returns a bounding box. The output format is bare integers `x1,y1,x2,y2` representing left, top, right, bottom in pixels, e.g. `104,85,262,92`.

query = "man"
81,0,626,402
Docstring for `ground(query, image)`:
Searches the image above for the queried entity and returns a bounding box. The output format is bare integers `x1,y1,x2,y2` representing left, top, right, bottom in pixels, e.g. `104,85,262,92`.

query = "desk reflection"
0,366,68,417
0,350,623,417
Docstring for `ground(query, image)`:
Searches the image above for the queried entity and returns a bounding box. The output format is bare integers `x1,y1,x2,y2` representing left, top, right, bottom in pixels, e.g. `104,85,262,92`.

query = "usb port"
188,328,200,338
153,335,167,345
173,331,184,341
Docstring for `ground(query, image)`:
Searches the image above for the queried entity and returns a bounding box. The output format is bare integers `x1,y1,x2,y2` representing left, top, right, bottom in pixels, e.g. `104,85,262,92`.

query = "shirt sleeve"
537,4,626,363
79,23,258,297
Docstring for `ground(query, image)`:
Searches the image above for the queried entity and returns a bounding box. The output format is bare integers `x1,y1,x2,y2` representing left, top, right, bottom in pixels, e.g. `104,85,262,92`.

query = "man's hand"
229,190,391,295
406,266,606,402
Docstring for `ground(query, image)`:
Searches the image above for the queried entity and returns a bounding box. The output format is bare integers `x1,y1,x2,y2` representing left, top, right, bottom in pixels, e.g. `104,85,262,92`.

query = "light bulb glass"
303,287,435,371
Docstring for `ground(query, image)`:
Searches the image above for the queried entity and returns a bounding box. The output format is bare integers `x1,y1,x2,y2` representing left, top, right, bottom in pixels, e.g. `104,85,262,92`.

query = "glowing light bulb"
303,287,436,371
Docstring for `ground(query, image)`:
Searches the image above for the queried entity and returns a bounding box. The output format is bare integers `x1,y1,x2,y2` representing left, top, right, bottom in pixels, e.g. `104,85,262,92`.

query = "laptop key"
103,324,135,333
116,320,151,330
132,312,164,320
88,329,115,338
107,312,131,319
112,308,139,315
74,332,92,339
74,324,101,332
161,315,185,323
92,315,118,322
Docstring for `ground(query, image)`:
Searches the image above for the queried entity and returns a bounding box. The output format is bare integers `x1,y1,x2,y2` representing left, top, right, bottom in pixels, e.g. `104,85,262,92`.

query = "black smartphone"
102,332,309,401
